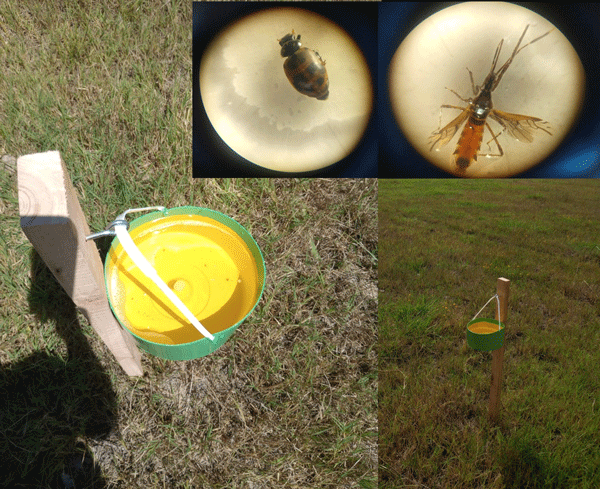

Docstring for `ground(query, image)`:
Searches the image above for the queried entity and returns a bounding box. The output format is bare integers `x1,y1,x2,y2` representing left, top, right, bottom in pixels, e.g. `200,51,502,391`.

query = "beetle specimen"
429,25,553,176
279,30,329,100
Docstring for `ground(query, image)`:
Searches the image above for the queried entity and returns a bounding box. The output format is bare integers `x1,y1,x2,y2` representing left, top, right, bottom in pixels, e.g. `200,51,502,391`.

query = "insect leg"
445,87,472,104
467,68,479,95
436,104,466,130
480,122,504,158
315,51,326,64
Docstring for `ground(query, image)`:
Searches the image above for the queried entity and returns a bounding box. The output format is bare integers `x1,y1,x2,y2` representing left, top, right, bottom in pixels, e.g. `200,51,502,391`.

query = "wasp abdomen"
454,115,485,172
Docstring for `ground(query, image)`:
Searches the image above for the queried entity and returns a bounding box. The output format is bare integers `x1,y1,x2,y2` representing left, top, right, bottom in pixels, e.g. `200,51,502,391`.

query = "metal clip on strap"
86,207,166,241
85,206,215,341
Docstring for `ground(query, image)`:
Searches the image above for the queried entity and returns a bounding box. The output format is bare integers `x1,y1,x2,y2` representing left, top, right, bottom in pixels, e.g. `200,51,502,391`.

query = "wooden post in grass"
17,151,143,376
489,277,510,420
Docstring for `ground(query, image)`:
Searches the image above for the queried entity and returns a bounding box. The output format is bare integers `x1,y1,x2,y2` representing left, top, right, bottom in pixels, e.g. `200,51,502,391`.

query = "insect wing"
489,109,552,143
429,108,470,151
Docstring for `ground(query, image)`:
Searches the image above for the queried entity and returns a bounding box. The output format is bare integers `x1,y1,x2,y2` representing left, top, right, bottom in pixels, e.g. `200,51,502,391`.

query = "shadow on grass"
0,250,117,488
499,437,573,489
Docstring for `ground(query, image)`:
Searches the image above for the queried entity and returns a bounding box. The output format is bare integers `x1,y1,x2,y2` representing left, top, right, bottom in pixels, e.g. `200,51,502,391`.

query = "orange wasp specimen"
429,25,553,176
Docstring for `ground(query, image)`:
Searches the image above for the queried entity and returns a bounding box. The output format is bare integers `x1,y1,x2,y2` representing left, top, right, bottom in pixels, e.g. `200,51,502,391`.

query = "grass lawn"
0,2,377,487
379,179,600,488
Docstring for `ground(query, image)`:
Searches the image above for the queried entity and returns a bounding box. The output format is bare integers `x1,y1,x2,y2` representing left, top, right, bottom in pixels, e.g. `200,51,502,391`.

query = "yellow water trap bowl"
104,206,265,360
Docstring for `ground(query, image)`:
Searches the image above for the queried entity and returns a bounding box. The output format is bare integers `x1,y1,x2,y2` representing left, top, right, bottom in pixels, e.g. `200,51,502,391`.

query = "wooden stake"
17,151,143,376
489,277,510,420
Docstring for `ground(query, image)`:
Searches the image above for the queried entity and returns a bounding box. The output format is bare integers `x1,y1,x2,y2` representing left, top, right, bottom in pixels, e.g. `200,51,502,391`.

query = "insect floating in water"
278,30,329,100
429,25,553,176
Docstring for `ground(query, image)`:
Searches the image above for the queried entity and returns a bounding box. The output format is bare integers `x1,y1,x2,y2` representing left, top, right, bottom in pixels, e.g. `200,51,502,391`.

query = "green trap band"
466,318,505,352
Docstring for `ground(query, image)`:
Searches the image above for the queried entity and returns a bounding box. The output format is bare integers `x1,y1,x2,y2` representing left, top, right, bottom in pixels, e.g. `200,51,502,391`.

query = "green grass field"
379,179,600,488
0,2,377,487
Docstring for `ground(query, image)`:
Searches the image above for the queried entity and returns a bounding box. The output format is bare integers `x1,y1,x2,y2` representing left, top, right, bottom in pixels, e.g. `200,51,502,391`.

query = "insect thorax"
473,105,490,119
472,92,492,120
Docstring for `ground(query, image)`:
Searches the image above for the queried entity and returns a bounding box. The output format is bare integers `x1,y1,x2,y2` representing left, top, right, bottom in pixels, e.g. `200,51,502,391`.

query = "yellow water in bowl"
106,214,259,344
469,321,500,334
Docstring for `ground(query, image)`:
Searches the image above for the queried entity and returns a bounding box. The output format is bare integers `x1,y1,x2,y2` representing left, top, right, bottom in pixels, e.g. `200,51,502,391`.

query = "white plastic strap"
114,224,215,341
472,294,501,331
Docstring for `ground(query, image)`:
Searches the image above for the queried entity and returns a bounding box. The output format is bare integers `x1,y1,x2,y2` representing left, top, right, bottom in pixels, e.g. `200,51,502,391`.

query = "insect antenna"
489,39,503,74
491,25,554,91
